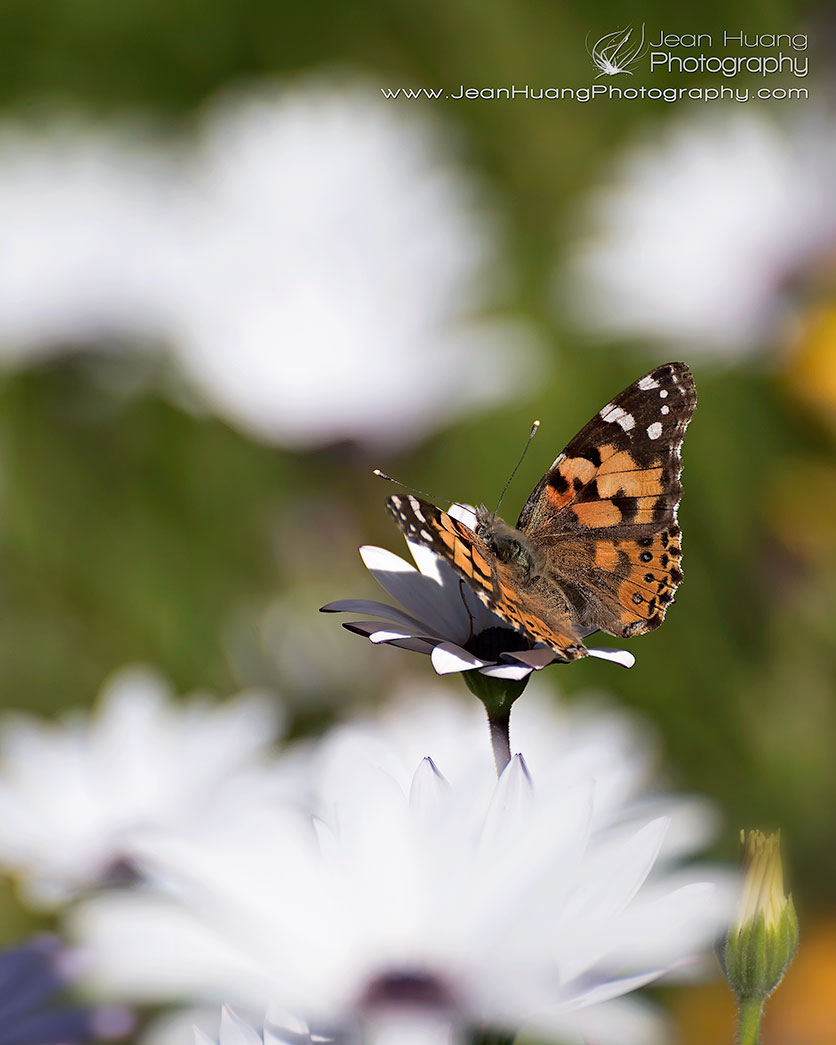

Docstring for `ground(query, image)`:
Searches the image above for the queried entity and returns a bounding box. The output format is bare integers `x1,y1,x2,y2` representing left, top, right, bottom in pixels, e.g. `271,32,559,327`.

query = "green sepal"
722,900,799,1002
462,668,529,716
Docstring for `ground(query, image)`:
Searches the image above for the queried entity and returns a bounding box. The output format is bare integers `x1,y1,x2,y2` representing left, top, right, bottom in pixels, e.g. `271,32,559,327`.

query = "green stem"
469,1030,515,1045
737,998,764,1045
487,704,512,776
461,662,528,777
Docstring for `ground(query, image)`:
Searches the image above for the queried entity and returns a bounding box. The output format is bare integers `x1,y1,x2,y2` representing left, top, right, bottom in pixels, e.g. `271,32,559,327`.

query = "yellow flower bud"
721,830,799,1003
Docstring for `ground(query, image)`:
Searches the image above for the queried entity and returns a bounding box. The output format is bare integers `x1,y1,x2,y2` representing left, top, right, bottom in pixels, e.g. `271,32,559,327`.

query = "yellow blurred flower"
787,302,836,427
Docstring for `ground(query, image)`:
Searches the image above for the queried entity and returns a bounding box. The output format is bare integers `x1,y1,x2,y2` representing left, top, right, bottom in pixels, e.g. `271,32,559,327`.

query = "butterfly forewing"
517,362,696,534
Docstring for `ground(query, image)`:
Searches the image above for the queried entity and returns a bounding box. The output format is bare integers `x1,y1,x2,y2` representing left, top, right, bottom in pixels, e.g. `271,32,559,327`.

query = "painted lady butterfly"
387,362,697,661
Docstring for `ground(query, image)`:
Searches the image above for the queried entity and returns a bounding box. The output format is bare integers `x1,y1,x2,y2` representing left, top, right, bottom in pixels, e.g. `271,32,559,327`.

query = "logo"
588,24,647,76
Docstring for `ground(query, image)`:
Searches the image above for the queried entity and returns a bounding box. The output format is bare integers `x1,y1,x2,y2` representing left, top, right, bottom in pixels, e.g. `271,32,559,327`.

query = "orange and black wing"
517,362,697,638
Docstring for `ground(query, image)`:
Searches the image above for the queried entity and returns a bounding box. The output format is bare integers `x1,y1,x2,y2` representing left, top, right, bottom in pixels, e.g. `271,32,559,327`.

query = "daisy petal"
319,599,425,631
568,968,665,1009
367,629,424,645
430,643,489,675
500,648,557,669
360,547,465,639
479,662,534,680
587,647,636,669
342,624,437,655
448,503,478,528
373,637,439,655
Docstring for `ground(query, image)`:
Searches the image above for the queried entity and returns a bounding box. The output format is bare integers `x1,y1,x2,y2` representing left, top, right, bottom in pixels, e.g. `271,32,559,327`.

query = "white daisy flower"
70,690,732,1045
0,80,540,449
163,80,540,450
0,121,173,361
560,110,836,355
0,665,283,908
321,504,634,679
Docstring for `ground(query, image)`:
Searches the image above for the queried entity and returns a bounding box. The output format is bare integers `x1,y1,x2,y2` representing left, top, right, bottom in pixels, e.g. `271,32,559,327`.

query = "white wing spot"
408,496,426,523
647,422,663,440
659,389,669,399
420,529,432,541
638,375,660,390
601,405,635,431
661,405,670,415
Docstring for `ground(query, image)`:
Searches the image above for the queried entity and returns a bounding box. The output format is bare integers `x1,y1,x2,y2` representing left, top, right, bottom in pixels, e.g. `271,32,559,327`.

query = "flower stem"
469,1030,515,1045
486,705,512,776
461,667,527,777
737,998,765,1045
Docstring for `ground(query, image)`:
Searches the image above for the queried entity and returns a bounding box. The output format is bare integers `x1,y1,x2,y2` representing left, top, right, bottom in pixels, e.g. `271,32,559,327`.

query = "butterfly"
386,362,697,661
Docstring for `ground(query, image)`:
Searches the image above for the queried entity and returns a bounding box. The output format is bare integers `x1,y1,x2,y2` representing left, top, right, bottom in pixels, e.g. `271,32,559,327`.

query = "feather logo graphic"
588,24,647,76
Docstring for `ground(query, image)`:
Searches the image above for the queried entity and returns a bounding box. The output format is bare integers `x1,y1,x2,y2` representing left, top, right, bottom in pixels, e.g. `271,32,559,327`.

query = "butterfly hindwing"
543,526,684,638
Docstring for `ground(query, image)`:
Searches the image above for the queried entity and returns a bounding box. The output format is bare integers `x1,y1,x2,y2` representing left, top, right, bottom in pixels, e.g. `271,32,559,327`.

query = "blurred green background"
1,0,834,1041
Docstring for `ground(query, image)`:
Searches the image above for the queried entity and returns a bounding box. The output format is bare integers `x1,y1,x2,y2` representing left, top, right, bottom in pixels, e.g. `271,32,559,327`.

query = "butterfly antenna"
373,470,462,508
494,420,540,516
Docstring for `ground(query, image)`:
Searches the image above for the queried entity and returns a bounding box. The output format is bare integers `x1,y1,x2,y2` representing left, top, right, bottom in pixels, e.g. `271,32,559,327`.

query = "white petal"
319,598,426,631
370,636,439,655
360,546,467,640
408,757,449,817
220,1007,264,1045
567,969,665,1009
479,662,534,680
525,993,668,1045
263,1005,312,1045
587,647,636,669
341,621,435,648
404,540,448,584
367,628,424,645
500,648,556,669
430,642,489,674
448,503,478,528
358,545,417,574
365,1012,459,1045
481,754,534,849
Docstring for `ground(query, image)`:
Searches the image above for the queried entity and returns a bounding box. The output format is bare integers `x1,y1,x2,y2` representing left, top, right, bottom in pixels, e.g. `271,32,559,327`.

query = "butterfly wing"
517,361,697,639
386,495,587,660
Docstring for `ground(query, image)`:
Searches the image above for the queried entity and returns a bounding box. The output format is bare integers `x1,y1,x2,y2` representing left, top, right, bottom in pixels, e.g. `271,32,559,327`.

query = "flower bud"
721,830,799,1002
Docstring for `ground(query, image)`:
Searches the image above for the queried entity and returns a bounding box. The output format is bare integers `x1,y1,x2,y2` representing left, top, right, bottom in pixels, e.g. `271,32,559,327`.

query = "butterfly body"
386,362,697,662
474,509,543,583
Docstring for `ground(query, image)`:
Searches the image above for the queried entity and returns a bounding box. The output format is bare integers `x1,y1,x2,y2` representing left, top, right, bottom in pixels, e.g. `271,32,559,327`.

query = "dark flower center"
465,626,530,663
100,855,143,888
361,969,457,1011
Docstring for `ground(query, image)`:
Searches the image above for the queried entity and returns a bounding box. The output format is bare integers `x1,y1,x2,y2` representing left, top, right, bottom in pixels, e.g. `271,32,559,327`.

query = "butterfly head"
475,506,540,584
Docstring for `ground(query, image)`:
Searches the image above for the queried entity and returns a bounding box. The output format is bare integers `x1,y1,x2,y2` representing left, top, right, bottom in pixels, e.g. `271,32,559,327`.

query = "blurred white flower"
164,82,538,448
71,688,732,1045
307,685,715,879
0,80,539,448
321,504,634,678
0,122,174,361
561,111,836,355
0,665,284,907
